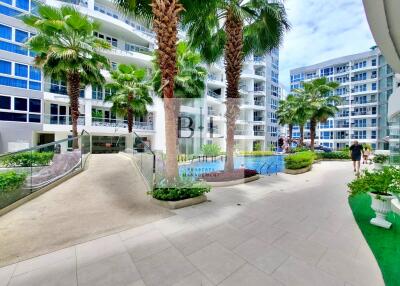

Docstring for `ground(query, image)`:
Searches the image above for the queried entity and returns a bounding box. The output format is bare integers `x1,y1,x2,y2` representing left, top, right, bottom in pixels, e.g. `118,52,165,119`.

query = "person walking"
363,146,371,164
349,140,363,174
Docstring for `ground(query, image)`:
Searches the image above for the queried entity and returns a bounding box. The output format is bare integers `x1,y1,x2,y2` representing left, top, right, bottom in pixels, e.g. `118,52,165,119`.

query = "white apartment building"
0,0,281,154
289,47,393,150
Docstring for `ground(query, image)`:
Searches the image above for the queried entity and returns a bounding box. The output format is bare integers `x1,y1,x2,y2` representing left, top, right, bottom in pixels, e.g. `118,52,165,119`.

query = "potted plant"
373,154,389,170
348,167,399,229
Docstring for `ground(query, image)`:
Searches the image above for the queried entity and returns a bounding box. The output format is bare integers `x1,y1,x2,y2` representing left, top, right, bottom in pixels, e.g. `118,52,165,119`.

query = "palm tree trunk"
127,92,133,133
67,72,80,149
288,123,293,141
299,125,304,146
224,9,243,172
151,0,183,181
310,118,317,151
175,100,181,155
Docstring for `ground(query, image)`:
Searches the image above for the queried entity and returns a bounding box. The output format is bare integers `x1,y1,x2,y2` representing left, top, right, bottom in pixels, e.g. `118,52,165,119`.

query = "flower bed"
200,169,258,182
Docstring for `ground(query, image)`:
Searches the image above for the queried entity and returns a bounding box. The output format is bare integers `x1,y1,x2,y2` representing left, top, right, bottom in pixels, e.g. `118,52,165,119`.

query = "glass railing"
92,118,154,130
43,114,85,125
0,130,91,210
117,132,155,189
207,90,222,99
44,82,85,97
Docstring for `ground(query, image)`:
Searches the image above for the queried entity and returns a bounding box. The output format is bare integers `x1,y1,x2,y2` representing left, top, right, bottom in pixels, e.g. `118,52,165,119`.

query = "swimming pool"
179,155,285,178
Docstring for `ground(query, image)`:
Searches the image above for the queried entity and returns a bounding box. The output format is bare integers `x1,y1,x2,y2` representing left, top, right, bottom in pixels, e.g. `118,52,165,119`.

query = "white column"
84,85,92,128
87,0,95,11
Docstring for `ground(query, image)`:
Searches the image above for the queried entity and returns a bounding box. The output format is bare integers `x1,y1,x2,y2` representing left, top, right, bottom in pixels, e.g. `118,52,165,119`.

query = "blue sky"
279,0,376,90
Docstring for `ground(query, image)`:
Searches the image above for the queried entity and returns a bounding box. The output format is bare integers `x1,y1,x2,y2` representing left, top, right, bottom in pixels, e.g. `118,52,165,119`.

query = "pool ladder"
258,162,278,176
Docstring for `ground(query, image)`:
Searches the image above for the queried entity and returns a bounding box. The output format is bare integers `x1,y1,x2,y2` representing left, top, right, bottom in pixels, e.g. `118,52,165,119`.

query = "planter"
205,174,260,187
150,195,207,209
284,165,312,175
392,198,400,215
369,192,394,229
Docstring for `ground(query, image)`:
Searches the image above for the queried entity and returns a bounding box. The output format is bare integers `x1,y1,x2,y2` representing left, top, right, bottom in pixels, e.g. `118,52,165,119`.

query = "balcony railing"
234,130,249,135
92,118,154,130
207,90,222,100
43,114,85,125
44,82,85,98
351,100,377,105
351,111,377,116
254,100,265,106
59,0,88,7
208,74,223,82
254,87,265,92
254,131,265,136
253,116,264,122
255,70,265,76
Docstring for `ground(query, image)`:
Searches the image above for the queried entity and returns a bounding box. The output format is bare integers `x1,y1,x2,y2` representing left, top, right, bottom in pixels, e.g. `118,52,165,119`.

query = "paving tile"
8,257,76,286
0,263,16,286
272,232,327,265
187,242,245,284
172,271,214,286
219,264,282,286
255,225,287,244
77,253,141,286
317,250,384,286
136,247,195,286
166,226,214,256
126,280,146,286
119,223,156,241
233,238,289,274
14,246,75,276
272,256,343,286
207,224,252,249
153,216,189,236
76,234,126,267
226,213,257,230
124,229,172,262
274,218,318,239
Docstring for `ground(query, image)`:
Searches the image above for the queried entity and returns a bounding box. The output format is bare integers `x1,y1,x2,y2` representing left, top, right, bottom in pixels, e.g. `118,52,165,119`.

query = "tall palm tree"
114,0,190,180
182,0,289,171
277,94,297,141
23,4,110,148
292,92,311,146
106,64,152,133
295,78,340,150
152,41,207,152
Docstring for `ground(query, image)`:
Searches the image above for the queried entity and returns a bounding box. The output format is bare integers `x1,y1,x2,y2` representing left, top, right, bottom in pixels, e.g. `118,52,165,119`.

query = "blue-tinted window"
0,95,10,109
0,41,29,55
15,63,28,77
0,76,27,88
0,60,11,74
0,24,11,40
15,0,29,11
0,111,26,122
0,5,22,17
15,29,28,43
29,113,40,122
29,81,40,90
14,97,27,111
29,66,40,80
372,83,377,90
29,98,40,112
0,0,12,5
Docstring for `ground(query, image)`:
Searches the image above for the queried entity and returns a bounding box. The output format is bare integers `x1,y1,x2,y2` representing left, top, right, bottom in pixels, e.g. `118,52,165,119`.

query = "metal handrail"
0,129,90,158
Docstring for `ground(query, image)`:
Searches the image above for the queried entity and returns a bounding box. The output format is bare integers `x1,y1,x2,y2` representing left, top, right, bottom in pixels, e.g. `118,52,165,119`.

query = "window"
29,81,40,90
0,5,22,17
15,29,28,43
0,95,10,109
14,97,27,111
0,24,11,40
29,66,41,80
0,60,11,74
320,67,333,76
0,0,13,5
28,113,40,122
29,98,40,112
0,111,26,122
372,59,377,66
372,83,377,90
15,0,29,11
15,63,27,77
371,130,376,139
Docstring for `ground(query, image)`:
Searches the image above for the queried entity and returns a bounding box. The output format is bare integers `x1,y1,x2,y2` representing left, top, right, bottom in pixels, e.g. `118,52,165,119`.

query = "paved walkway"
0,161,384,286
0,154,172,267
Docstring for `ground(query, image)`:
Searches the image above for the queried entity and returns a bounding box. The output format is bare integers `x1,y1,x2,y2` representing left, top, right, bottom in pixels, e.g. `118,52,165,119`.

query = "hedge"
151,178,211,201
0,151,54,167
284,151,314,170
316,151,350,160
0,171,27,192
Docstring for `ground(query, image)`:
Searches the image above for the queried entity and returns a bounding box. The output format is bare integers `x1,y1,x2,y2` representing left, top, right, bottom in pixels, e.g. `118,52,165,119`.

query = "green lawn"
349,194,400,286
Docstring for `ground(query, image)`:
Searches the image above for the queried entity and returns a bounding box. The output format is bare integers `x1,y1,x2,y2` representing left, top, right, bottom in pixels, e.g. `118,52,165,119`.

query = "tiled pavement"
0,161,384,286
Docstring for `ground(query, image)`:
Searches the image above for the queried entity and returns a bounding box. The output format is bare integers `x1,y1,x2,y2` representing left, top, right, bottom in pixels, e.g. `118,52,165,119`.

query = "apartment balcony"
254,70,266,77
253,116,265,122
207,90,223,101
254,100,265,106
351,111,377,117
351,100,378,106
43,114,85,125
253,56,266,65
92,118,154,130
254,130,265,136
43,82,85,99
234,130,250,136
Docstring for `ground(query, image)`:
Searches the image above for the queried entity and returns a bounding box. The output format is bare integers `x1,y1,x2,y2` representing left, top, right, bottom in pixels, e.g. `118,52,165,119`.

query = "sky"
279,0,376,90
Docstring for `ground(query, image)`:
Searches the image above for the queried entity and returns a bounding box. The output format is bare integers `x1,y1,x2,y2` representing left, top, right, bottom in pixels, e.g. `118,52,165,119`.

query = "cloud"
279,0,376,90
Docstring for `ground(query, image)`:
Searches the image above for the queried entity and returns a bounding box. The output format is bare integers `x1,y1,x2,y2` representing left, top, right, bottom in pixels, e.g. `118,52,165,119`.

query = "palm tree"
23,4,110,148
182,0,290,172
292,92,311,146
114,0,190,180
152,41,207,152
106,64,152,133
277,94,297,141
295,78,340,150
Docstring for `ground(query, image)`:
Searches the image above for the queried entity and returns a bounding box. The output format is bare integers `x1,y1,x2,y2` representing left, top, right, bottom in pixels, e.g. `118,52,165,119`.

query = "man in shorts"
349,140,363,174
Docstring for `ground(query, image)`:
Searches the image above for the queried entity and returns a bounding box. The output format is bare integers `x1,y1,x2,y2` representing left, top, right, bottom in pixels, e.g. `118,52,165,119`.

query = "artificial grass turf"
348,194,400,286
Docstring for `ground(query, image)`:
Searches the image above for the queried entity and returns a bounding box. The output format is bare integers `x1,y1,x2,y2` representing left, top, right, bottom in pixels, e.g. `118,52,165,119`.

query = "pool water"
179,155,285,178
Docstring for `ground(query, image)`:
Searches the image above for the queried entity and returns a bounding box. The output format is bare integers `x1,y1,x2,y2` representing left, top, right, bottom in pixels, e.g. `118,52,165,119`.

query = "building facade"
289,48,393,150
0,0,280,154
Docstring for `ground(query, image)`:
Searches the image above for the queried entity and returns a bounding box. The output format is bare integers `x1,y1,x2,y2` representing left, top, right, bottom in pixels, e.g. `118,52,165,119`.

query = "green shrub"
318,151,350,160
202,144,221,157
239,150,274,156
0,171,27,192
348,167,400,197
253,142,262,151
284,151,314,170
292,146,309,153
0,151,54,167
150,178,210,201
373,154,389,164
